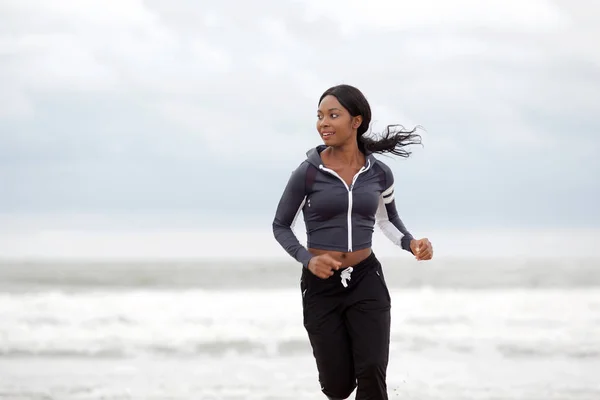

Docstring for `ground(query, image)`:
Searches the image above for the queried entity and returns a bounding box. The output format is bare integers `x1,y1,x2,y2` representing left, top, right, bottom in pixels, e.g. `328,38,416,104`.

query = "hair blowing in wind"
319,84,423,157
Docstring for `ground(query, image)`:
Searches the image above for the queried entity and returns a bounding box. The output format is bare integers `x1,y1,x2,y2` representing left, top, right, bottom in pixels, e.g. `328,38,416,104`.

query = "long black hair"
318,84,423,157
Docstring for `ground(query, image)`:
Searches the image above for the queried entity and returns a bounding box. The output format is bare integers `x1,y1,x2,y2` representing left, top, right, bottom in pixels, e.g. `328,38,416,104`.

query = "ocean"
0,255,599,399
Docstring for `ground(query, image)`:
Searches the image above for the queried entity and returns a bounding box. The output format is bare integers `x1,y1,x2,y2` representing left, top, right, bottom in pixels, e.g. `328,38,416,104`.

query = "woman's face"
316,95,361,147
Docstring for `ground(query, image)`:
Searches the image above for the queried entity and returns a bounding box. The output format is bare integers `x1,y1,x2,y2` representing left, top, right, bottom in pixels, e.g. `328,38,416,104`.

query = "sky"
1,0,599,259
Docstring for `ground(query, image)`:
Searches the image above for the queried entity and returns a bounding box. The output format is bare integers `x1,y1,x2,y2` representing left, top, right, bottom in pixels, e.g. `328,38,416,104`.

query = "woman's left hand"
410,238,433,261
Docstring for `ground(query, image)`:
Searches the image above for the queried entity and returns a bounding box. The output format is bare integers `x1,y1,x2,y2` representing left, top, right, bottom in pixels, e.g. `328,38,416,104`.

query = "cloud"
300,0,566,33
0,0,598,233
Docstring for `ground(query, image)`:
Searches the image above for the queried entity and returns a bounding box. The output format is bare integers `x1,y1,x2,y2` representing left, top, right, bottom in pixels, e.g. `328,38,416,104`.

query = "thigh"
344,263,392,370
302,272,357,397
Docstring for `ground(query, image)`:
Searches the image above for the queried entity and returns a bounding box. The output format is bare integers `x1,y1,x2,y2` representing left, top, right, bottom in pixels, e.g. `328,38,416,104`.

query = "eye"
331,113,338,118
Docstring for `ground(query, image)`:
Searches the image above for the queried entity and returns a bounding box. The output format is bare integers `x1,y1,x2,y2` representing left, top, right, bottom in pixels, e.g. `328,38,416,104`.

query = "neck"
328,140,364,166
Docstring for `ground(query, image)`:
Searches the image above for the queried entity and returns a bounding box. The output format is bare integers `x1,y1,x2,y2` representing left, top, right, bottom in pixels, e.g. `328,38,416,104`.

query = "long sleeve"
375,166,415,254
272,162,314,268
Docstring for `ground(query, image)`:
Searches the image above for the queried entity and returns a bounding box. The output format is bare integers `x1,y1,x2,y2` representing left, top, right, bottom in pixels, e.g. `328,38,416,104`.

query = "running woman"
272,84,433,400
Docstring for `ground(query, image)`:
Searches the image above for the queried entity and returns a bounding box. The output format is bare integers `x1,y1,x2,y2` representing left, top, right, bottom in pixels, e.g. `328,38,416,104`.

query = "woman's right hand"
308,254,342,279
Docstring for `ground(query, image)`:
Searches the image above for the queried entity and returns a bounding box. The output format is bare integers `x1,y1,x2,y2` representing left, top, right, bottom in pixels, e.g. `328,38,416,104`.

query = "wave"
496,343,600,360
2,338,598,361
1,257,600,291
0,339,312,359
1,288,599,361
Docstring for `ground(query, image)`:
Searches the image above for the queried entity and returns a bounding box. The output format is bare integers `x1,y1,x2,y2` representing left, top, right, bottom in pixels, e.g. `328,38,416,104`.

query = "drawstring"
340,267,353,288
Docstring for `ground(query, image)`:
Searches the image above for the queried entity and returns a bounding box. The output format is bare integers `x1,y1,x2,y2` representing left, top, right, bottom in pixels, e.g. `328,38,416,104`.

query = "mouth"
321,131,335,139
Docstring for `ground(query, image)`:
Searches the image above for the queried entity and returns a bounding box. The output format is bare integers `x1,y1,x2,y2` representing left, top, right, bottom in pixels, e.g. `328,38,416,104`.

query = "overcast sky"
1,0,599,258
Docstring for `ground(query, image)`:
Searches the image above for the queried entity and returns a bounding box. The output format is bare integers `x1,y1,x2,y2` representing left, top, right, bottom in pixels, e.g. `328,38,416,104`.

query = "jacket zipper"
319,160,371,252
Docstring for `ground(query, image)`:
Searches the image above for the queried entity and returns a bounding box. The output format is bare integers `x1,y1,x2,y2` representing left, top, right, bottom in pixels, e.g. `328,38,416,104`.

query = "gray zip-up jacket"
272,145,415,268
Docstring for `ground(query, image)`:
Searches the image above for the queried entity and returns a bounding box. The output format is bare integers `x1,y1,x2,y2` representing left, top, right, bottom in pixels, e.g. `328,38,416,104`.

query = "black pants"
300,252,391,400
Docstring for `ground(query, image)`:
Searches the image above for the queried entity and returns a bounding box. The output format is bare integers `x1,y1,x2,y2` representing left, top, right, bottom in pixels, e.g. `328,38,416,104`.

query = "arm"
375,167,415,254
272,163,314,268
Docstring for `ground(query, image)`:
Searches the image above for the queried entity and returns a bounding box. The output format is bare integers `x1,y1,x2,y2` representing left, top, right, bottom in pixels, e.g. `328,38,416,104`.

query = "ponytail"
319,84,424,158
357,124,423,158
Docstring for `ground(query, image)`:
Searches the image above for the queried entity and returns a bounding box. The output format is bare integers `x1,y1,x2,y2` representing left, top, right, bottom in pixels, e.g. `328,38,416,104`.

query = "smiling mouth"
322,132,335,138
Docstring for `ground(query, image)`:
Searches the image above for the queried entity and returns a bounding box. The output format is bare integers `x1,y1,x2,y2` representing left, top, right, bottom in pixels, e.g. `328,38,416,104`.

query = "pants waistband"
328,251,378,281
305,251,380,291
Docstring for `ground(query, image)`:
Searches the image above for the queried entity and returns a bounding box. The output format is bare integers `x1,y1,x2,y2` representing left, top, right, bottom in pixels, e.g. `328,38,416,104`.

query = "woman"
272,84,433,400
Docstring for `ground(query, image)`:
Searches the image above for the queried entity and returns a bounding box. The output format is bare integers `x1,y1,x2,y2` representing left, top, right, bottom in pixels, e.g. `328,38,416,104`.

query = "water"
0,256,599,399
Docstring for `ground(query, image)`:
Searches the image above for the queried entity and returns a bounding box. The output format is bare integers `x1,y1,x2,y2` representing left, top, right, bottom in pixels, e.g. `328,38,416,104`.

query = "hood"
305,145,376,168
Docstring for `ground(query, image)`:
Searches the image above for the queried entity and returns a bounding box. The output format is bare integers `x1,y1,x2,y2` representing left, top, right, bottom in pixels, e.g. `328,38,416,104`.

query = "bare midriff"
308,247,372,269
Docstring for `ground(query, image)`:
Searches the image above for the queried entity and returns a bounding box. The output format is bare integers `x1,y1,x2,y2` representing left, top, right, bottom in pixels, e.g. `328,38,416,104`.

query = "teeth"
323,132,334,137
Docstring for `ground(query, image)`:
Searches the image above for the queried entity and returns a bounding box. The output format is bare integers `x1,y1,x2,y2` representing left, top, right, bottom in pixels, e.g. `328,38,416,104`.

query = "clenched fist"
410,238,433,261
308,254,342,279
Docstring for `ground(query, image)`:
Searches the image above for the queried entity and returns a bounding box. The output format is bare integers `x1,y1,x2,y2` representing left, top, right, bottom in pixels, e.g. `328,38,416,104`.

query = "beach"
0,256,599,399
